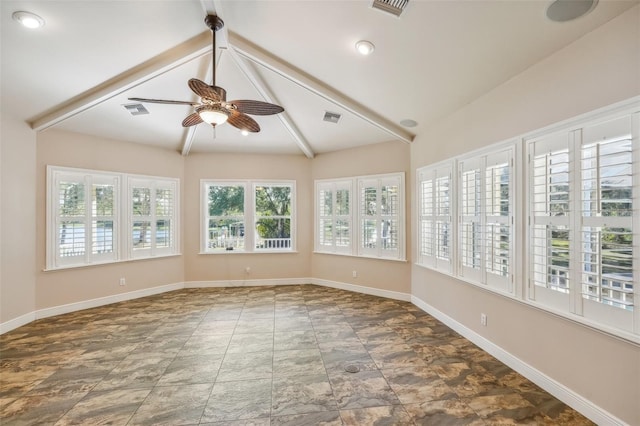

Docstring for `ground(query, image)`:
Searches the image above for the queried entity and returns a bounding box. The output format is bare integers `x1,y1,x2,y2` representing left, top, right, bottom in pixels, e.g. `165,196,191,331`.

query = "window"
129,178,178,258
204,183,246,252
47,166,179,270
49,170,119,268
202,180,295,253
254,183,294,250
314,173,405,260
417,163,452,272
358,174,404,259
527,113,638,333
416,102,638,342
458,148,514,292
528,132,572,310
580,118,634,312
316,180,352,253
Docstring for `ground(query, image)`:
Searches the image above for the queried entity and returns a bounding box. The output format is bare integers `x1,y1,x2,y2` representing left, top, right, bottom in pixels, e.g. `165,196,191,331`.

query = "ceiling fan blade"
188,78,222,101
230,100,284,116
128,97,197,106
227,110,260,133
182,112,203,127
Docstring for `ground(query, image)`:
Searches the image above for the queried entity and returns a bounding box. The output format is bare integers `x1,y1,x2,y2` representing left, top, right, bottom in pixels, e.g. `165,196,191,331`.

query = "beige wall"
311,141,411,295
35,130,185,309
1,111,37,325
411,6,640,424
183,152,312,282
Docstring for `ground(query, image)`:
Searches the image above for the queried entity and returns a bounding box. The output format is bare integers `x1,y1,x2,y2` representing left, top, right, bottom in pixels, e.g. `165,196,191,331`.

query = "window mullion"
84,176,92,265
570,129,582,315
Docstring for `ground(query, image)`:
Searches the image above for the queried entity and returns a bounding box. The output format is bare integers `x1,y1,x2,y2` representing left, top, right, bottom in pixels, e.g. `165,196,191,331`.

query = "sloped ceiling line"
226,48,315,158
228,32,415,144
29,31,212,132
195,0,315,158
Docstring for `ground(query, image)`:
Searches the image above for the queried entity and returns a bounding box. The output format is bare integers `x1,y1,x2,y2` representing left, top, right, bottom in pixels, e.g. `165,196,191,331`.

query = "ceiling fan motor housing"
210,86,227,102
205,15,224,32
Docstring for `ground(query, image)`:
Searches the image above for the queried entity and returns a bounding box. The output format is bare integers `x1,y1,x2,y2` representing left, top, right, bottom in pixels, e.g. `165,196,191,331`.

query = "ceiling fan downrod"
204,15,224,87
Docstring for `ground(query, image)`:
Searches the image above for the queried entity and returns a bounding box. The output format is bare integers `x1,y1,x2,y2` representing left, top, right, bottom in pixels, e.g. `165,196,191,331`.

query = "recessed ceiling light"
355,40,375,56
400,119,418,128
12,11,45,29
546,0,598,22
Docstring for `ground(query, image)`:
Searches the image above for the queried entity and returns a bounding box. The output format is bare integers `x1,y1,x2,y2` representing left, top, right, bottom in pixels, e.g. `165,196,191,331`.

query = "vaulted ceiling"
2,0,637,158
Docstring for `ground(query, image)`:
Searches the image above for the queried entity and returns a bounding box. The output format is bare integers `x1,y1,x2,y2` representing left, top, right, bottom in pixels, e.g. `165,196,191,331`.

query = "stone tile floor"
0,285,594,425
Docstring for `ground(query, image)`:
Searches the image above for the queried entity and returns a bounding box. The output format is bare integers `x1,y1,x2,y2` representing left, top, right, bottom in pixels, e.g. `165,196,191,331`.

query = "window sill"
314,251,407,263
199,250,299,255
44,253,182,272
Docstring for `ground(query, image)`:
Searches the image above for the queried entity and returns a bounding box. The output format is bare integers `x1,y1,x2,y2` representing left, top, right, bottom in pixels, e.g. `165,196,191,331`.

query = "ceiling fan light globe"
197,105,230,125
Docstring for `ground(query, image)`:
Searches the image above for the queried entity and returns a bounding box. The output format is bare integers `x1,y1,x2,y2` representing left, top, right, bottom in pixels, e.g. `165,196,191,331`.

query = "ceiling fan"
128,15,284,133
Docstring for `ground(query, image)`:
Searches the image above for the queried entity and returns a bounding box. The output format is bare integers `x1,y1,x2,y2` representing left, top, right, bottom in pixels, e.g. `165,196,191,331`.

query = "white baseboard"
0,311,36,335
411,295,627,426
312,278,411,302
34,282,185,321
185,278,311,288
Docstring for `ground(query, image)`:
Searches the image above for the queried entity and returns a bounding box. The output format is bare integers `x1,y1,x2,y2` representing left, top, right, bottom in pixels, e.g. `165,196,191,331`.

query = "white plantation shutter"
316,180,352,253
578,115,636,332
458,149,514,292
527,111,638,334
155,187,174,250
129,177,178,258
459,158,482,282
484,150,513,291
419,175,434,263
418,163,452,272
49,168,119,268
47,166,179,270
317,183,334,251
357,174,404,259
528,132,573,310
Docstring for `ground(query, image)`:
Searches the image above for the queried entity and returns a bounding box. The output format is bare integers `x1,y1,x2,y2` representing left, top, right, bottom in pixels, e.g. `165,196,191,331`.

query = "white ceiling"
2,0,637,157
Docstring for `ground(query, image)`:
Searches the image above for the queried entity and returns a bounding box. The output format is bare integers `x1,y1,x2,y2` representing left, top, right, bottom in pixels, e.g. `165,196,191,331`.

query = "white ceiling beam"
181,50,214,156
181,126,198,157
226,49,315,159
228,32,415,144
29,31,212,132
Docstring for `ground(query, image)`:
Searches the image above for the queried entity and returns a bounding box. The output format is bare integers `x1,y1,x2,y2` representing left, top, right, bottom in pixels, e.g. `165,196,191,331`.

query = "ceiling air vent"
123,103,149,116
323,111,341,124
371,0,409,17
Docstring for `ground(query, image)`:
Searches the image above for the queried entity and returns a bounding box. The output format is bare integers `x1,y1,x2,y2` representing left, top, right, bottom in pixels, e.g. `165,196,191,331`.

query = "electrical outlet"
119,277,126,286
480,313,487,326
245,267,251,274
352,270,358,278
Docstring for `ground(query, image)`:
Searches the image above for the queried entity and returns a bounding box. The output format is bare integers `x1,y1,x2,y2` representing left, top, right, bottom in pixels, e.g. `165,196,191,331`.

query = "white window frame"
253,181,296,252
46,166,180,270
202,181,247,253
201,179,296,254
314,172,405,261
417,162,453,273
